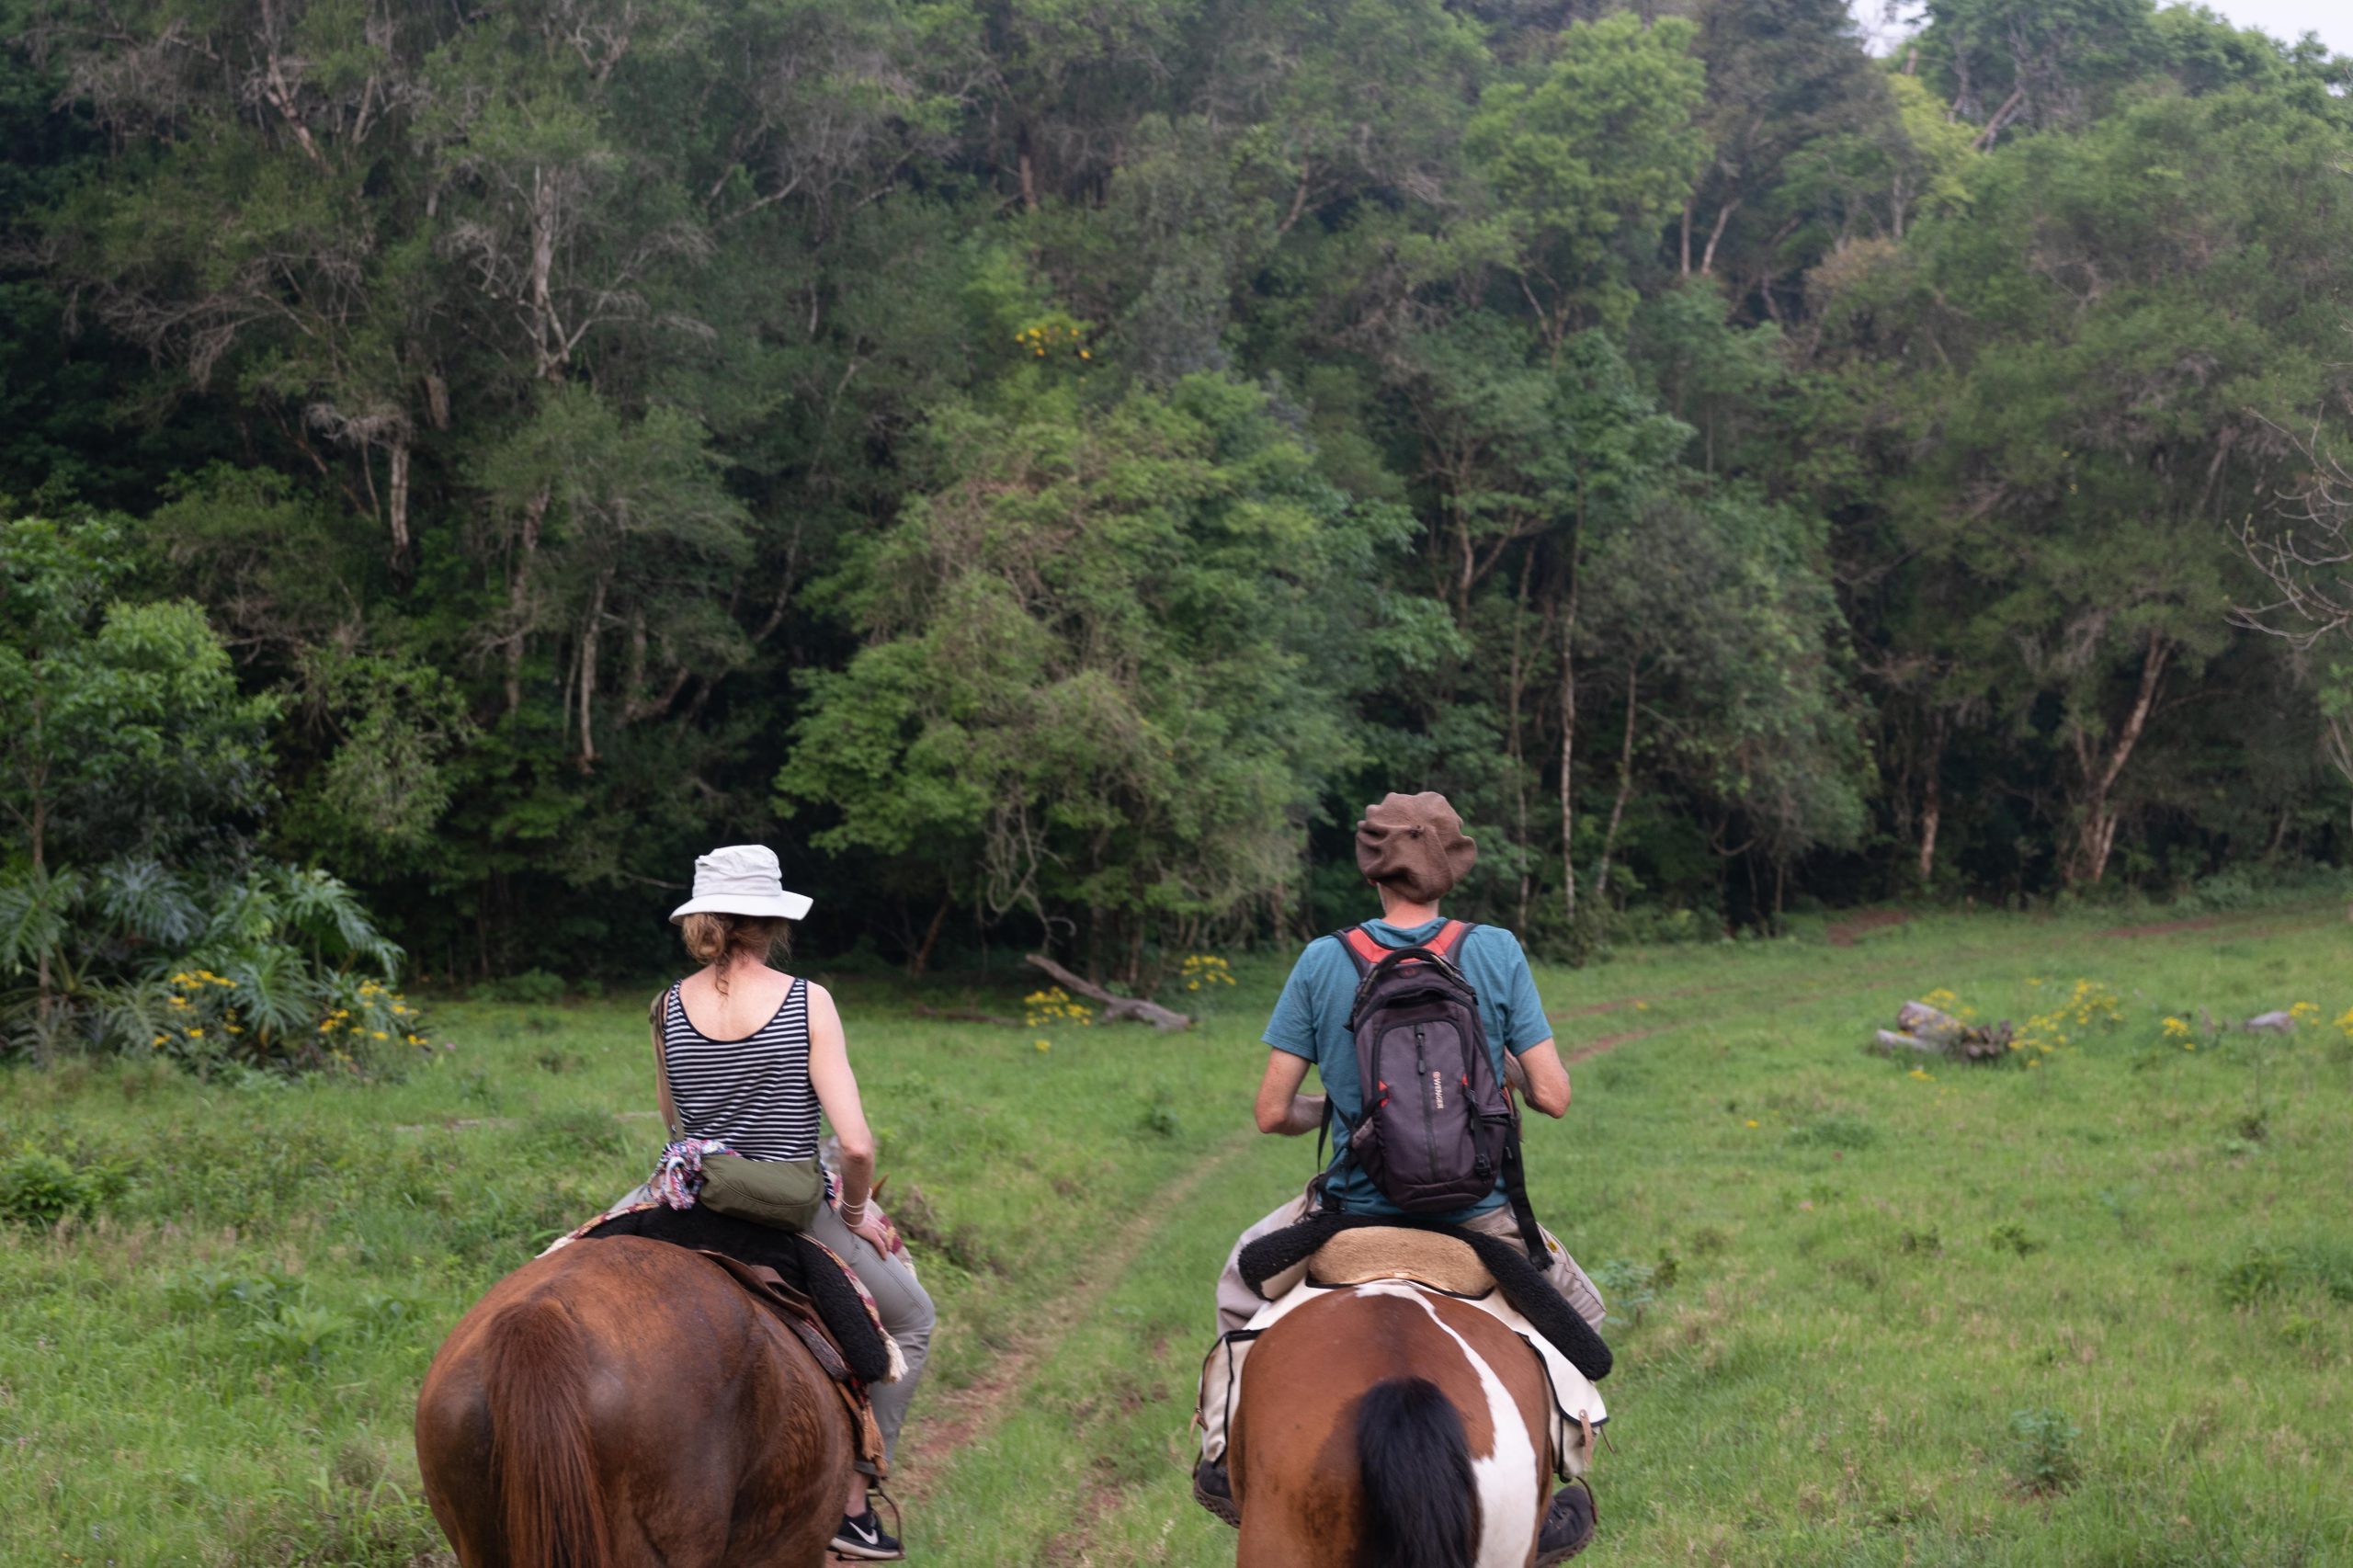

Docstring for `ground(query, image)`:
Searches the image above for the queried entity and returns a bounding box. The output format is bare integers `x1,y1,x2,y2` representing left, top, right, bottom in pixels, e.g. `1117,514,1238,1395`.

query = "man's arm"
1507,1040,1572,1119
1255,1050,1325,1134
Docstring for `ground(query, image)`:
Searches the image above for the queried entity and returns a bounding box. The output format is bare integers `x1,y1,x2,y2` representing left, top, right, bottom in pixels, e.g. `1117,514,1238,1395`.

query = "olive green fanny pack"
650,991,825,1232
694,1149,824,1230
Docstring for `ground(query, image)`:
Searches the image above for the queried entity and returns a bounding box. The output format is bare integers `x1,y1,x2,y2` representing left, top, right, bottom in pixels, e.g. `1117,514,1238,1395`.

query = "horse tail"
1352,1375,1478,1568
483,1293,613,1568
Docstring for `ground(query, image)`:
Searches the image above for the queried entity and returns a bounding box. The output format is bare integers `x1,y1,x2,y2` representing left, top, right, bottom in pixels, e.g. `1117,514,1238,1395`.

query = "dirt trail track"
879,903,2343,1557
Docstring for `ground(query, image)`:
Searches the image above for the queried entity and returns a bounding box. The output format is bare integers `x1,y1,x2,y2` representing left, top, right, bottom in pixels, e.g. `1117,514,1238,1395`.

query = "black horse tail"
1353,1375,1478,1568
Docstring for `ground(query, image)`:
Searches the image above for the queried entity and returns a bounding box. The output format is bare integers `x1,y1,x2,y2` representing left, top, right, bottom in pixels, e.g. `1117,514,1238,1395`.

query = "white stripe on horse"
1353,1280,1541,1568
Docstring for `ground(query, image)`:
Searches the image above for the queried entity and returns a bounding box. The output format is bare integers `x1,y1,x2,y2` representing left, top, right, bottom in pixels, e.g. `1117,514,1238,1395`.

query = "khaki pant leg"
1214,1192,1314,1337
1459,1206,1607,1330
1199,1192,1315,1462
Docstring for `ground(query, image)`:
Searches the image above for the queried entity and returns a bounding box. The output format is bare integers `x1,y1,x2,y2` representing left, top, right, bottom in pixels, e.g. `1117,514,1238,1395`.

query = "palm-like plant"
2,858,427,1070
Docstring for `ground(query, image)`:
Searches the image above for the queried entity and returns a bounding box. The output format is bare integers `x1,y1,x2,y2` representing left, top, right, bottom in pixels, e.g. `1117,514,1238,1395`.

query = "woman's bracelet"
837,1198,869,1228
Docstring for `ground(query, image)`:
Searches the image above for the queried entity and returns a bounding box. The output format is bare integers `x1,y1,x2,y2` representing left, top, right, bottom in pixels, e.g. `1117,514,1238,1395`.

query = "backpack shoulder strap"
1425,919,1473,960
1334,925,1388,974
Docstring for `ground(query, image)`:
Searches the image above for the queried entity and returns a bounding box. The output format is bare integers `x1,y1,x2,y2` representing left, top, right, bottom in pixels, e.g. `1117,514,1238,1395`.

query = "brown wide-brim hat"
1356,791,1476,904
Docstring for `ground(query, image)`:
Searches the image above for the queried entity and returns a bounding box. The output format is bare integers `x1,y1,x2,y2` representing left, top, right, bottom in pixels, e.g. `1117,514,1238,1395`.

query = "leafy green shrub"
1,1152,91,1226
2007,1407,2083,1494
1989,1222,2041,1257
1591,1257,1674,1323
0,1148,130,1226
470,968,566,1006
2219,1245,2290,1307
2186,867,2259,912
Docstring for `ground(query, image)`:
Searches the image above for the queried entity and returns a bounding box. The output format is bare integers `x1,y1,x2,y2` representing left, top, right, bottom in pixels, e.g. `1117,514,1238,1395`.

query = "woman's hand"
847,1207,895,1256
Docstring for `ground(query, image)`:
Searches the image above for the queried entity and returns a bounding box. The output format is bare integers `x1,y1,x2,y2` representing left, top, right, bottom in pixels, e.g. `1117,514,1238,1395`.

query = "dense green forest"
6,0,2353,1009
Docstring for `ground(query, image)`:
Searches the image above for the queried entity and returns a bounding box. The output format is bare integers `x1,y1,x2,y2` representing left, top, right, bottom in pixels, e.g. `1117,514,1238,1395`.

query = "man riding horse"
1193,791,1609,1562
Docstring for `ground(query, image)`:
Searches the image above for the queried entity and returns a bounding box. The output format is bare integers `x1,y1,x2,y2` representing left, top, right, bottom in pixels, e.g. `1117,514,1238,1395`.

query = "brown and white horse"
1228,1280,1561,1568
415,1234,853,1568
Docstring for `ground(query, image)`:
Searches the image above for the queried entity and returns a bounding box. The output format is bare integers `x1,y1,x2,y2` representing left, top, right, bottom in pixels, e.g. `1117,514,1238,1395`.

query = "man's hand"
1255,1051,1324,1134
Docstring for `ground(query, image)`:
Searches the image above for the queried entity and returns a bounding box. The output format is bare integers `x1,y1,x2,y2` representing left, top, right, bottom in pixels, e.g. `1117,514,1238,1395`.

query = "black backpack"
1316,922,1543,1255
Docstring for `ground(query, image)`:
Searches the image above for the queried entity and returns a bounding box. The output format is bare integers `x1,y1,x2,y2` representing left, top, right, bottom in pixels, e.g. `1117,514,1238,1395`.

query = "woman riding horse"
417,845,935,1563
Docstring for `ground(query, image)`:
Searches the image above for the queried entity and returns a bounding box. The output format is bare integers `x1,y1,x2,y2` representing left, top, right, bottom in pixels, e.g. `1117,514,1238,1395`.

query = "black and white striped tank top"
661,978,821,1162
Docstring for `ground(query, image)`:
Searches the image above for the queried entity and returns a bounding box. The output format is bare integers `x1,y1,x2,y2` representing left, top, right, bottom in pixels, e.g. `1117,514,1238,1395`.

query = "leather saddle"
1302,1226,1496,1296
696,1250,890,1478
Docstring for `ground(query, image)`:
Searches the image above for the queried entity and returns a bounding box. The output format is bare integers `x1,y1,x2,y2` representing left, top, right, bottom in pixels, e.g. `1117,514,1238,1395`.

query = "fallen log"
1023,953,1194,1031
1869,1000,2012,1062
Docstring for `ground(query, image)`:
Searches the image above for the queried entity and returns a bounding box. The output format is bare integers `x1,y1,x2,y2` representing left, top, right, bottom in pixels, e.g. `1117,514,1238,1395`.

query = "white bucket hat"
668,845,813,924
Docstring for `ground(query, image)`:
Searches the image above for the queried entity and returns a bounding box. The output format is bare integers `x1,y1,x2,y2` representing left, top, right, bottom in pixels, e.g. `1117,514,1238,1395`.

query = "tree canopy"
3,0,2349,993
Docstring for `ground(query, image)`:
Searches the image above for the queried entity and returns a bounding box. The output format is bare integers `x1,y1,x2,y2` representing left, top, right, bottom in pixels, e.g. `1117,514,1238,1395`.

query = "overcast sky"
1847,2,2349,58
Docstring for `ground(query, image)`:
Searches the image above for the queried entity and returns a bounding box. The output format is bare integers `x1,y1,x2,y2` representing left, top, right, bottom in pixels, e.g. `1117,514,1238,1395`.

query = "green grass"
5,900,2352,1565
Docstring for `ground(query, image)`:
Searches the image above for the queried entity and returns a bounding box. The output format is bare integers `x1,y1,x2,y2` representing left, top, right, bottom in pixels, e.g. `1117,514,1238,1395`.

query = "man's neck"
1375,895,1442,927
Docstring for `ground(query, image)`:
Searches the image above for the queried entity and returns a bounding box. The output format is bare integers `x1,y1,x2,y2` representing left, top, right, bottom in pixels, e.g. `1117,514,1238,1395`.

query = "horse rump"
481,1292,614,1568
1352,1375,1477,1568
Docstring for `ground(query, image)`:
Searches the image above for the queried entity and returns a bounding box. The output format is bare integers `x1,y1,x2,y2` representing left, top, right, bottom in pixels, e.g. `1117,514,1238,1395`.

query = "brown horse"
1227,1280,1560,1568
415,1234,852,1568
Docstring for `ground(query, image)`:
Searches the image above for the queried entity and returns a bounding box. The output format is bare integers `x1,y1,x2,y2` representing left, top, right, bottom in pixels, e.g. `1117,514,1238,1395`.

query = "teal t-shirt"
1264,916,1553,1221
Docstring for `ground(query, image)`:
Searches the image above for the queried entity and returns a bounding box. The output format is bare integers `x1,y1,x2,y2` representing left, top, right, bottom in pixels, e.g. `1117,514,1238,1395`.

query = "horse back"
416,1236,851,1568
1232,1284,1552,1568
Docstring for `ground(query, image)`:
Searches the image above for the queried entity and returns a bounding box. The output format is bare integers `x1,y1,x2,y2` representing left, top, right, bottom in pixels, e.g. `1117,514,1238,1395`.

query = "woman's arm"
804,983,889,1245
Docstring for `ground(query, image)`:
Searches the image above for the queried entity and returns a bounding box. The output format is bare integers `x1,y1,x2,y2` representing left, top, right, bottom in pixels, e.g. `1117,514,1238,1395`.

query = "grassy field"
5,899,2352,1566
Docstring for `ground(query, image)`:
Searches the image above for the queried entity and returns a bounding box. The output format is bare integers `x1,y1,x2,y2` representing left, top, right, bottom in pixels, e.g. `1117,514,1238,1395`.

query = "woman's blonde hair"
679,912,790,992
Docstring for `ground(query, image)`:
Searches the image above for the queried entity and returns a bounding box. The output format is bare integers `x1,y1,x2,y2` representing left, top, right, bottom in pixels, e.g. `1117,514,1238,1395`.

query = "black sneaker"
830,1506,904,1561
1191,1456,1241,1527
1535,1480,1597,1564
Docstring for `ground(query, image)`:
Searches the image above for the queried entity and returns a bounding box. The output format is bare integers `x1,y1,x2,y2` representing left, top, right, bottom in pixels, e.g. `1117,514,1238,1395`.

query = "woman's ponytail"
678,913,789,992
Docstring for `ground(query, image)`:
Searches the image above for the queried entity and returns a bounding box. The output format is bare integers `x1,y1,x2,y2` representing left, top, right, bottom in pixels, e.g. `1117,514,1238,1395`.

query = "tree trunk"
1917,722,1944,890
1557,575,1579,927
1507,551,1534,930
2065,631,2170,885
577,571,608,770
387,438,412,569
908,895,951,980
1594,660,1639,900
1917,767,1941,890
505,486,551,718
1699,198,1740,277
529,166,565,381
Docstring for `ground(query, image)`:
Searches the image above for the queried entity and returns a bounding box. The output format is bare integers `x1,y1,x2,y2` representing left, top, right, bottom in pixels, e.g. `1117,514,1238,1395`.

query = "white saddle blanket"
1201,1272,1607,1479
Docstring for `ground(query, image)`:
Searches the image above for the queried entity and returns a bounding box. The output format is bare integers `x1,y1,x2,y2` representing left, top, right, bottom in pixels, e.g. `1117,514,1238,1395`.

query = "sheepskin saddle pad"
582,1204,895,1385
1238,1210,1612,1381
1304,1225,1496,1296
